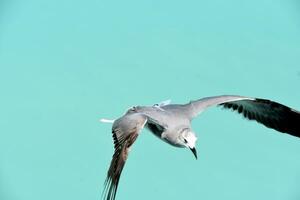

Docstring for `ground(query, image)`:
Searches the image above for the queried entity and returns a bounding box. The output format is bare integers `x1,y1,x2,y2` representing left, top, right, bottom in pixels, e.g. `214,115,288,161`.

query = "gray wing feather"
185,95,253,118
102,112,166,200
102,113,147,200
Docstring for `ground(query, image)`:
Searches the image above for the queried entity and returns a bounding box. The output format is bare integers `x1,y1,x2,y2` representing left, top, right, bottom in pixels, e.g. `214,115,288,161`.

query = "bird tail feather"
100,118,115,123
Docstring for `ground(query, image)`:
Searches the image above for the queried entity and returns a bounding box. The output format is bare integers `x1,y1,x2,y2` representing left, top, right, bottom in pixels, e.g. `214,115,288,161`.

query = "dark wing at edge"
102,113,147,200
220,98,300,138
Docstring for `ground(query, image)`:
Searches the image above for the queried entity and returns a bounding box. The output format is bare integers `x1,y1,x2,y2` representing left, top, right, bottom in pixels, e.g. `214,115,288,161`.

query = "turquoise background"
1,0,300,199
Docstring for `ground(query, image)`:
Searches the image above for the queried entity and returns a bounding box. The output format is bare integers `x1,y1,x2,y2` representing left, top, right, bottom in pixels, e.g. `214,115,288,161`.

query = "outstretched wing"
185,95,253,118
184,95,300,138
102,113,147,200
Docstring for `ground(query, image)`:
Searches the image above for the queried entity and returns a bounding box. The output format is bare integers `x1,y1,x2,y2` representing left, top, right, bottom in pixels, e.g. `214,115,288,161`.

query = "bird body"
101,95,300,200
136,105,194,147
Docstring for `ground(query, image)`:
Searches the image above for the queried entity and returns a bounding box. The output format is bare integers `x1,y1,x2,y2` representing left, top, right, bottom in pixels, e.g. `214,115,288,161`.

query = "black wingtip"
221,98,300,138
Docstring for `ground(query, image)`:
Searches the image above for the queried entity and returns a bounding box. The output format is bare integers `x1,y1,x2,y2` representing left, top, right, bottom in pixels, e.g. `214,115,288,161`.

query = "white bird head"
179,128,198,159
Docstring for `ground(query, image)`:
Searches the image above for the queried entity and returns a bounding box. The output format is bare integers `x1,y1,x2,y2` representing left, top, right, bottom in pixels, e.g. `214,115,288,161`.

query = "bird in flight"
100,95,300,200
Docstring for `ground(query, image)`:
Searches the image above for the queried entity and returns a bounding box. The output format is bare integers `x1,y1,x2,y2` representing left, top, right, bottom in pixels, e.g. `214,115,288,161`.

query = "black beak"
190,147,197,159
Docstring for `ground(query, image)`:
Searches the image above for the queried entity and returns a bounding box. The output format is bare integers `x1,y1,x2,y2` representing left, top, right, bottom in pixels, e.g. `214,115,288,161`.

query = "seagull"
100,95,300,200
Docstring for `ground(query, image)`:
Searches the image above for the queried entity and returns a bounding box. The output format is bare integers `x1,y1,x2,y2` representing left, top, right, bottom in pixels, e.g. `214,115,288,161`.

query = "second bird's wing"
183,95,300,138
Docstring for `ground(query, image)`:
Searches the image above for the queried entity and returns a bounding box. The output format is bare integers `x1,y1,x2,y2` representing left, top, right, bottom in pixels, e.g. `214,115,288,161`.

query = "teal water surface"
1,0,300,200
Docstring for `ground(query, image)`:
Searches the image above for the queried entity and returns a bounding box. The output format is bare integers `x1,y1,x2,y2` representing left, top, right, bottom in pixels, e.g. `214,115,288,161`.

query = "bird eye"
184,138,188,143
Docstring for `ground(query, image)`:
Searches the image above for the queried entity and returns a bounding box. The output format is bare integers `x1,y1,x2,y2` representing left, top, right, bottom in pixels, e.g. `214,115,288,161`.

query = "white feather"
153,99,172,111
157,99,171,106
100,118,115,123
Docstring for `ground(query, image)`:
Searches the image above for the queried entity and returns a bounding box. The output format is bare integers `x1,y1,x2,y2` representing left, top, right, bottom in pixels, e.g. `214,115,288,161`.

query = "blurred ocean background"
1,0,300,199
